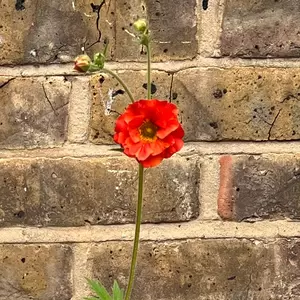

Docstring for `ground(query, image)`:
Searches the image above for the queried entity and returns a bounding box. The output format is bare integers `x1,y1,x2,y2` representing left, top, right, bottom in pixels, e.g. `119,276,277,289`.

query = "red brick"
218,155,300,221
218,156,233,220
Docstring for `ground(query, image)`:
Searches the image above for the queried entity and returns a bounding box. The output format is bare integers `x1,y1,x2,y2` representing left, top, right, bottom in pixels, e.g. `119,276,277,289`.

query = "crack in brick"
280,94,300,103
42,84,58,116
0,78,15,89
55,102,69,111
268,109,282,140
110,109,121,116
86,0,106,50
245,272,253,298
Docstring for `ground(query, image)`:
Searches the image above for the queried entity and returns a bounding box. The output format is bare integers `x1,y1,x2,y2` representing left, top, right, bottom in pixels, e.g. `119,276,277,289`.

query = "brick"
0,156,199,226
0,244,72,299
276,239,300,298
89,71,171,144
89,239,276,299
0,0,114,65
91,68,300,143
115,0,198,61
218,155,300,221
0,76,70,148
220,0,300,57
172,68,300,141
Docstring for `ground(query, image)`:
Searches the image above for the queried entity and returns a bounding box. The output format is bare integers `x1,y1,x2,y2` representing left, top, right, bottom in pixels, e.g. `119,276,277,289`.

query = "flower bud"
74,54,91,72
133,19,147,33
93,52,105,68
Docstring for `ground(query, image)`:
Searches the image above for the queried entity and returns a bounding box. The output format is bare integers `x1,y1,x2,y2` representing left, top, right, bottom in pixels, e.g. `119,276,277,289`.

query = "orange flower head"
114,99,184,168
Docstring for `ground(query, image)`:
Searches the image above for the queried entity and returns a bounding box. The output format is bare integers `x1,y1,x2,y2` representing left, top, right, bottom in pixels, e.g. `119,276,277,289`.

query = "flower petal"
115,115,127,132
128,128,141,143
164,138,184,158
136,143,152,161
114,131,128,145
140,154,164,168
126,141,143,156
150,139,168,156
127,115,145,128
157,120,180,139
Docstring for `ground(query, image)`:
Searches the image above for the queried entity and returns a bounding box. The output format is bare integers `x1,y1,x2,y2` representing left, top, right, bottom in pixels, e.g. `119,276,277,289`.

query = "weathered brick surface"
221,0,300,57
276,239,300,298
218,155,300,221
89,239,277,300
91,68,300,143
0,0,114,65
0,244,72,300
0,76,70,148
0,0,197,64
115,0,198,61
0,156,199,226
173,68,300,141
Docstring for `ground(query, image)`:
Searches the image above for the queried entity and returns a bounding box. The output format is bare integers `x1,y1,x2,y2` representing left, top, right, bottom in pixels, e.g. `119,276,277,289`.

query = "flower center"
139,121,158,142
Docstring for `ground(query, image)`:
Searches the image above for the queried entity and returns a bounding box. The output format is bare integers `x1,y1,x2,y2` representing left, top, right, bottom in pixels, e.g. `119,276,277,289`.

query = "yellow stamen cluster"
139,121,158,142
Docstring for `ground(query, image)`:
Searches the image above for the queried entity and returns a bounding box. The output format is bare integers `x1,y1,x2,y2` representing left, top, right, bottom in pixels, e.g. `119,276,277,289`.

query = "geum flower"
114,99,184,168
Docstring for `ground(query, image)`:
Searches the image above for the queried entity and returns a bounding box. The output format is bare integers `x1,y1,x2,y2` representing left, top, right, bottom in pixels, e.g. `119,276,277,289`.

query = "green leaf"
83,297,100,300
112,280,124,300
86,278,111,300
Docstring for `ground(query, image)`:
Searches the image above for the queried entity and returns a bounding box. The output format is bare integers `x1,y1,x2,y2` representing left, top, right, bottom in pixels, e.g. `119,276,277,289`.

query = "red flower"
114,99,184,168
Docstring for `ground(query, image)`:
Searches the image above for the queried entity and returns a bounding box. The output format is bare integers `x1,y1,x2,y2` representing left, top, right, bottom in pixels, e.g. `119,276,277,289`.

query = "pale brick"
0,0,114,65
0,244,72,300
218,154,300,221
221,0,300,57
0,76,70,148
172,68,300,141
0,156,199,226
91,68,300,143
115,0,198,61
89,239,276,300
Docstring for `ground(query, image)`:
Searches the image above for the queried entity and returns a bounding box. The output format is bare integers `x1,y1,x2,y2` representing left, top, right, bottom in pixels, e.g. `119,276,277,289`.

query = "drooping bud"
74,54,91,72
133,19,147,33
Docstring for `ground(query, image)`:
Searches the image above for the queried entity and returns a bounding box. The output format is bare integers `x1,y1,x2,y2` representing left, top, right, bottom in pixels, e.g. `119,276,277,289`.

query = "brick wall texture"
1,0,300,299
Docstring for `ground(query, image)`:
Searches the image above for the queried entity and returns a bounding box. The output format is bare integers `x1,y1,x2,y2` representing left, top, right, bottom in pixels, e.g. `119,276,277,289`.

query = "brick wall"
1,0,300,299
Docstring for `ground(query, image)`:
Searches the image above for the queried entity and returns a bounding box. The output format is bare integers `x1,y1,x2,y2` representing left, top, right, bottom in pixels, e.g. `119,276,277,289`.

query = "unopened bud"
74,54,91,72
93,52,105,68
133,19,147,33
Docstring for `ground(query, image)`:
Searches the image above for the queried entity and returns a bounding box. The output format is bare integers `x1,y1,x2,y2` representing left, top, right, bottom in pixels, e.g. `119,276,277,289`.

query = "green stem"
146,44,151,99
124,164,144,300
102,68,135,103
